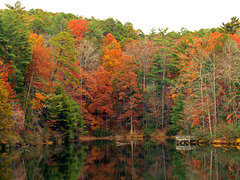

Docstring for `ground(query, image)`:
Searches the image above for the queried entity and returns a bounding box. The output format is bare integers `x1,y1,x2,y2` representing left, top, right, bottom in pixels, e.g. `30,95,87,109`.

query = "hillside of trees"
0,1,239,146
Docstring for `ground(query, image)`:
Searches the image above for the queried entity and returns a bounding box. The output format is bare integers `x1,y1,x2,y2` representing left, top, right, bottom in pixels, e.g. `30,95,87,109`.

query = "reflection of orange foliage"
91,145,100,157
84,147,117,180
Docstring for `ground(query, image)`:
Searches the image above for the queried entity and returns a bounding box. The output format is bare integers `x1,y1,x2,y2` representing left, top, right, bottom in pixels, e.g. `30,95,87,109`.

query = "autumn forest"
0,1,240,146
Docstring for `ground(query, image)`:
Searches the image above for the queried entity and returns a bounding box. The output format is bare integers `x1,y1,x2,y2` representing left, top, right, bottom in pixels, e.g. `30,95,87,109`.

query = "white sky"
0,0,240,34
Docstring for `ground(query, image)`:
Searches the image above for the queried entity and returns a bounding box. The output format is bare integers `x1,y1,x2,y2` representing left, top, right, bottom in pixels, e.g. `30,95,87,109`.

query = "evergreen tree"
0,2,32,93
45,85,84,140
85,19,104,46
148,28,175,129
221,16,240,34
50,31,79,92
168,91,184,136
45,13,69,35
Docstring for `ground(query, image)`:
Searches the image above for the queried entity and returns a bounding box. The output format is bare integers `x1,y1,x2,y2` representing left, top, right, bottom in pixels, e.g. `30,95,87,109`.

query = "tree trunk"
213,62,217,137
206,94,213,136
161,44,166,130
161,84,165,130
26,72,34,102
143,69,146,127
130,112,133,135
200,61,204,129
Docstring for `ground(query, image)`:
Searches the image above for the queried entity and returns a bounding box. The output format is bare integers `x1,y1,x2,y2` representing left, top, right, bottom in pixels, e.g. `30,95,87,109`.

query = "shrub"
92,128,112,137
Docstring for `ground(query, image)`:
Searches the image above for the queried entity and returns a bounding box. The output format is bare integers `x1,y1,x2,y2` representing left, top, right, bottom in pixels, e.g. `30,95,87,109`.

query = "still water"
0,140,240,180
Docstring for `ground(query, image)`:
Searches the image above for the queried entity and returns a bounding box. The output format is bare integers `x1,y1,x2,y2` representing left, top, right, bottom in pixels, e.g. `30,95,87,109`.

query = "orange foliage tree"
73,68,98,131
87,66,114,131
73,66,114,132
0,61,13,141
0,61,15,101
68,19,90,39
124,39,155,122
0,60,25,133
113,55,142,134
176,31,240,135
101,33,122,73
25,33,52,94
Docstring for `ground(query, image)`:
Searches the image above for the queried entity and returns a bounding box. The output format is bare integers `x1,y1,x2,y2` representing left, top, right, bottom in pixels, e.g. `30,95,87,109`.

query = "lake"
0,140,240,179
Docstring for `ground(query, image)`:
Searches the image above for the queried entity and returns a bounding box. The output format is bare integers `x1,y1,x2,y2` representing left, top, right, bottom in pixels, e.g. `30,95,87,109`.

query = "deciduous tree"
25,33,52,95
124,38,155,123
0,64,13,141
68,19,90,39
113,55,142,134
101,33,122,73
75,39,100,72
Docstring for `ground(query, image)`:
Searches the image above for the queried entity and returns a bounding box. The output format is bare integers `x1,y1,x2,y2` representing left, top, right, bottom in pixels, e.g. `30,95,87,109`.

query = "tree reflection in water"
0,143,87,180
0,140,240,179
80,140,240,180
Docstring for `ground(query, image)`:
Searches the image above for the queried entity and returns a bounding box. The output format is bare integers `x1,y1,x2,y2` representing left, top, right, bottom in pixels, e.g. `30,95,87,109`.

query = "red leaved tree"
68,19,90,39
113,54,142,134
101,33,122,73
25,33,52,95
87,66,114,130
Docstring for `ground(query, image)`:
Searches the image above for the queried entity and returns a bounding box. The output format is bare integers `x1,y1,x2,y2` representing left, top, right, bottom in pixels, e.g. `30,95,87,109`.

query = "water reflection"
0,140,239,179
0,143,87,180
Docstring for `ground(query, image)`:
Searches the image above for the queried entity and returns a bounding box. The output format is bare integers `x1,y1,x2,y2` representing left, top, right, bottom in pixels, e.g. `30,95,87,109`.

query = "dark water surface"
0,140,240,180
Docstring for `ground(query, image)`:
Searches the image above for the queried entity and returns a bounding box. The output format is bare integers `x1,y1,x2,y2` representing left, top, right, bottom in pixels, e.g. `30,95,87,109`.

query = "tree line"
0,1,239,145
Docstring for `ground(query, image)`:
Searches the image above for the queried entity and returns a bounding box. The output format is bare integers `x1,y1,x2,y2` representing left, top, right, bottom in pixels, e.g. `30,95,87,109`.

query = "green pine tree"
0,2,32,93
168,91,184,136
148,28,175,129
50,31,79,89
221,16,240,34
46,85,84,140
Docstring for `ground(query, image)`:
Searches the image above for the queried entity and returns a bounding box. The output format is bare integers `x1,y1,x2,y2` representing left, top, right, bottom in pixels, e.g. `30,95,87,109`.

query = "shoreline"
1,132,240,150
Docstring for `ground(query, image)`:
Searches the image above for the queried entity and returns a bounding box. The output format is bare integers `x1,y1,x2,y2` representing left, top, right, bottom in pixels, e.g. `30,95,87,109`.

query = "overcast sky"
0,0,240,34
